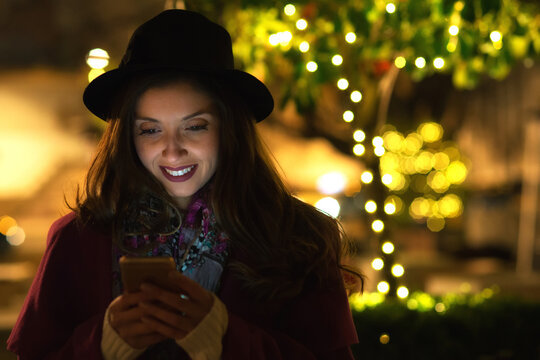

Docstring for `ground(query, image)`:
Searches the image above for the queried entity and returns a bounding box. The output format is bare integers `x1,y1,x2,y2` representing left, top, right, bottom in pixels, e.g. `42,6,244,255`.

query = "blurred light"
397,286,409,298
379,333,390,344
490,31,502,42
394,56,406,69
428,171,450,193
427,216,445,232
446,161,467,184
460,282,471,293
383,131,404,152
391,264,405,277
353,129,366,142
454,1,464,11
353,144,366,156
343,110,354,122
415,151,433,173
365,200,377,213
279,31,293,46
439,194,463,218
385,195,403,214
418,122,443,143
381,174,393,185
86,48,109,69
361,171,373,184
350,90,363,103
386,3,396,13
296,19,308,30
449,25,459,36
407,298,418,309
415,57,426,69
88,68,105,83
299,41,310,52
0,216,17,235
6,226,25,246
403,133,423,155
306,61,318,72
337,78,349,90
269,34,280,46
382,241,394,254
372,220,384,232
447,42,457,53
317,172,347,195
332,55,343,66
315,197,341,218
377,281,390,294
432,152,450,170
435,303,446,313
372,136,384,147
374,146,385,157
371,258,384,270
433,57,445,69
345,32,357,43
284,4,296,16
384,202,396,215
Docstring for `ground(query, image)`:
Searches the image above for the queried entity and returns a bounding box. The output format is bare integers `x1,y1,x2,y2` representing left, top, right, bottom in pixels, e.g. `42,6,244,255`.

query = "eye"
138,128,160,135
186,124,208,131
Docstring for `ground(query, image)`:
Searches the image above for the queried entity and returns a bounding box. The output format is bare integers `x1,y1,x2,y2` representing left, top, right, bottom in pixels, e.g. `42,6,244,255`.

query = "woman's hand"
107,292,169,349
138,271,214,340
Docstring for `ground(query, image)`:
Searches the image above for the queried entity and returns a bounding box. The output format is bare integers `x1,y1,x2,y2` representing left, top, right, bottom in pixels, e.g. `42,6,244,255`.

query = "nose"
162,132,187,161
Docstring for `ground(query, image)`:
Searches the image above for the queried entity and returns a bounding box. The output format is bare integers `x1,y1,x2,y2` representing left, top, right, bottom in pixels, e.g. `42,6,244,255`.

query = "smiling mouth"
164,166,195,176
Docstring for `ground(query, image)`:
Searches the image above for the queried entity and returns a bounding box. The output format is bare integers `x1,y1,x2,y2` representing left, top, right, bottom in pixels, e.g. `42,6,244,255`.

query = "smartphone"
119,256,177,293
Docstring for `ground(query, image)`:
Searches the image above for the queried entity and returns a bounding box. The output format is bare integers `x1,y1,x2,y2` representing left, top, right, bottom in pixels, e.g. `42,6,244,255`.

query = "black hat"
83,10,273,122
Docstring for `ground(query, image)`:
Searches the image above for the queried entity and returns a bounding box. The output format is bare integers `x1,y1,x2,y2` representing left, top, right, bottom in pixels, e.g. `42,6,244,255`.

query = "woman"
7,9,360,359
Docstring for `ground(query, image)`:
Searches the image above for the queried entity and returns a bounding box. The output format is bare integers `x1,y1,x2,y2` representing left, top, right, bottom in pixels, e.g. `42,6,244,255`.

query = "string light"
415,57,426,69
394,56,406,69
361,171,373,184
371,258,384,270
374,146,385,157
397,286,409,298
296,19,308,30
353,129,366,142
299,41,310,52
86,48,109,69
315,197,341,218
490,31,502,42
379,333,390,344
306,61,318,72
345,32,356,43
343,110,354,122
353,144,366,156
381,173,393,185
350,90,363,103
332,55,343,66
449,25,459,36
377,281,390,294
284,4,296,16
372,220,385,232
384,202,396,215
365,200,377,213
372,136,384,147
386,3,396,14
337,78,349,90
391,264,405,277
382,241,395,254
433,57,445,69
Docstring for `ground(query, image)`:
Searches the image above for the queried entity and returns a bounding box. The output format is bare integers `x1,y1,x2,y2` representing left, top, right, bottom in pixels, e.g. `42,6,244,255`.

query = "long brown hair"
74,70,362,301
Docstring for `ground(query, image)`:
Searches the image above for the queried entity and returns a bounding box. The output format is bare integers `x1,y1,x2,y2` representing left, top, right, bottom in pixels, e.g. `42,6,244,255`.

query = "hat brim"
83,65,274,122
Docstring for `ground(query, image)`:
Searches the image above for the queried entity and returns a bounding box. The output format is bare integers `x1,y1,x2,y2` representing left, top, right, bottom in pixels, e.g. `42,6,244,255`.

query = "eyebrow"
135,110,210,123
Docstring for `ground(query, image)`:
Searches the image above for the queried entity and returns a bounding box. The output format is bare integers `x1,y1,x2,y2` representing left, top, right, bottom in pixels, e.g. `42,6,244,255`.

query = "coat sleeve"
219,268,358,359
7,213,112,360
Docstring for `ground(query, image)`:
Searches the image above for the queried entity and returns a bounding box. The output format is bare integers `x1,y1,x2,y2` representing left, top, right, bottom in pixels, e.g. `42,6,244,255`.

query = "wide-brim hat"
83,9,273,122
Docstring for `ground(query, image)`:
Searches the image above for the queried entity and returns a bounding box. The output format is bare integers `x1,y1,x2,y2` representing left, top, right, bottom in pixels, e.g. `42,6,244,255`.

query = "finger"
139,283,192,313
139,301,193,331
141,315,189,340
110,292,154,312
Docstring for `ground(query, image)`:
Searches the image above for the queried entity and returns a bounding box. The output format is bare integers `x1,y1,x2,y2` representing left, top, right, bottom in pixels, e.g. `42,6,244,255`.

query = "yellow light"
394,56,406,69
454,1,464,11
447,42,457,53
397,286,409,299
275,31,293,46
353,129,366,142
385,195,403,214
386,3,396,13
381,174,393,185
284,4,296,16
418,122,443,143
306,61,318,72
361,171,373,184
315,197,341,218
435,303,446,313
382,241,394,254
383,131,403,152
299,41,310,52
415,151,433,174
449,25,459,36
337,78,349,90
384,202,396,215
88,68,105,83
6,226,25,246
0,215,17,235
374,146,385,157
433,57,445,69
372,220,384,232
269,34,280,46
446,161,467,184
316,172,347,195
493,41,503,50
332,55,343,66
353,144,366,156
415,57,426,69
371,258,384,270
377,281,390,294
296,19,308,30
379,333,390,344
432,152,450,170
365,200,377,213
372,136,384,147
427,216,445,232
345,32,356,43
350,90,363,103
490,31,502,43
403,133,423,155
427,171,450,193
343,110,354,122
439,194,463,218
391,264,405,277
86,48,109,69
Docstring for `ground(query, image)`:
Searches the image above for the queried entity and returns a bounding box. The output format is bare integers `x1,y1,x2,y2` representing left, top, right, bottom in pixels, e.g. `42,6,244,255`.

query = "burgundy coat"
7,212,358,359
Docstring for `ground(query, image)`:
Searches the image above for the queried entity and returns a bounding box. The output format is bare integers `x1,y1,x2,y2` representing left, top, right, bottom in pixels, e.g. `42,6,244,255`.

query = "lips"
160,165,197,182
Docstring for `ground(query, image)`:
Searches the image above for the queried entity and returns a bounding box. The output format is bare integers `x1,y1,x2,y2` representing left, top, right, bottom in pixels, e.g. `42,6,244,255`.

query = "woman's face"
133,80,219,209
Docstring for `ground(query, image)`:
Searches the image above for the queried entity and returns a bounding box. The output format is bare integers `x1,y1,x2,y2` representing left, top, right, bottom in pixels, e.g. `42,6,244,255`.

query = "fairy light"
381,173,393,185
377,281,390,294
490,31,502,42
343,110,354,122
374,146,385,157
372,220,384,232
433,57,445,69
315,197,341,218
391,264,405,277
353,144,366,156
365,200,377,213
86,48,109,69
337,78,349,90
296,19,308,30
350,90,363,103
372,258,384,270
306,61,318,72
397,286,409,298
379,334,390,344
415,57,426,69
361,171,374,184
284,4,296,16
384,202,396,215
332,55,343,66
345,32,356,43
372,136,384,147
386,3,396,13
382,241,395,254
353,129,366,142
394,56,406,69
449,25,459,36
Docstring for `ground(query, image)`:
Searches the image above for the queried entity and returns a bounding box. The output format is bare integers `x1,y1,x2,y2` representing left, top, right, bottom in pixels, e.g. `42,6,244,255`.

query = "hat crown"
120,10,234,71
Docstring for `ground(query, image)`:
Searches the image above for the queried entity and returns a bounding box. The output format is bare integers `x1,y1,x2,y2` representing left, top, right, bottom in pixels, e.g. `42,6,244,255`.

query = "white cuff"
101,306,147,360
176,293,228,360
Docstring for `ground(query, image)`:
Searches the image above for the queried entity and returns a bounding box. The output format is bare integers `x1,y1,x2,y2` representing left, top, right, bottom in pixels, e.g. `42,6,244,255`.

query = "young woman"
8,9,360,359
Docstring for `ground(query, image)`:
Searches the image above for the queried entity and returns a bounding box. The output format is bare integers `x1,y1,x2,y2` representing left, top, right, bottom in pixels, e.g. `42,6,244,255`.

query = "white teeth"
165,166,194,176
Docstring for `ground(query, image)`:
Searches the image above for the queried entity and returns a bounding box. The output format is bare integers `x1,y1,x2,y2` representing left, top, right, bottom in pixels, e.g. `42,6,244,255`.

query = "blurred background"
1,0,539,358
